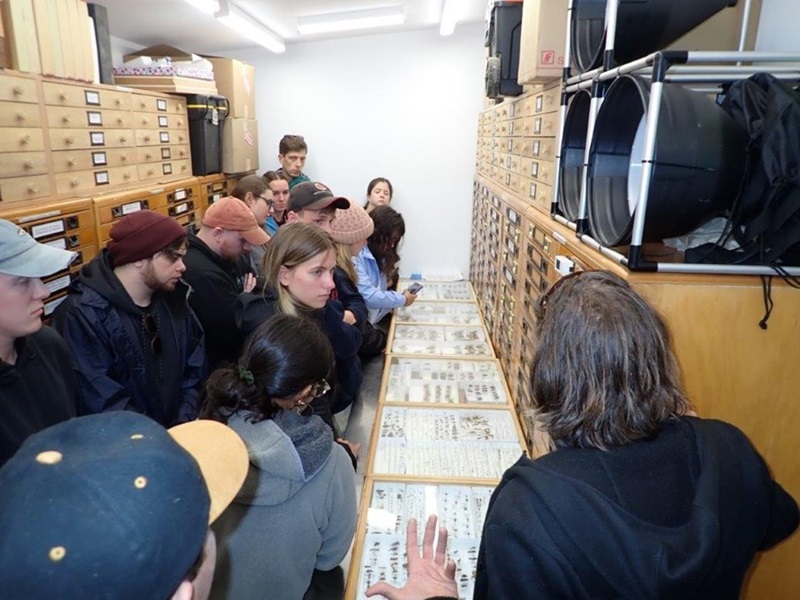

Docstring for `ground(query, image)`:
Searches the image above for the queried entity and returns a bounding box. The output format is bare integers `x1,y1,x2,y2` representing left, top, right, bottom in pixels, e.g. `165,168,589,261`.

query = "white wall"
229,25,486,277
755,0,800,51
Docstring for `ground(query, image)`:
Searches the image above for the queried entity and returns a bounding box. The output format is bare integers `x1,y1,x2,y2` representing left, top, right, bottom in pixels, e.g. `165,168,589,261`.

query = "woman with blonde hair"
330,203,387,357
236,223,362,447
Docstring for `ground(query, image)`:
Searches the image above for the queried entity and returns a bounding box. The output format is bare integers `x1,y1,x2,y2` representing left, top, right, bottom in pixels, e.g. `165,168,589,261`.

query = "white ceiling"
98,0,488,55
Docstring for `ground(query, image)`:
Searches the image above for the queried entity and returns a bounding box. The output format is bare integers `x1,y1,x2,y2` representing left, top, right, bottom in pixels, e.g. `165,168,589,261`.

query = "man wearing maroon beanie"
53,210,206,427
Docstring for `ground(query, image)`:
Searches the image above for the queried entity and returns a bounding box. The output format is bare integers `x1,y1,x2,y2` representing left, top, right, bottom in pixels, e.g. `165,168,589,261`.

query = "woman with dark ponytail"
203,314,357,600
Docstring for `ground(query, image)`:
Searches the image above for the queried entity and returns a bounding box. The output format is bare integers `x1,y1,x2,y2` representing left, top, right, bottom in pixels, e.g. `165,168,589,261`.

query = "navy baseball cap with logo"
0,411,248,600
288,181,350,212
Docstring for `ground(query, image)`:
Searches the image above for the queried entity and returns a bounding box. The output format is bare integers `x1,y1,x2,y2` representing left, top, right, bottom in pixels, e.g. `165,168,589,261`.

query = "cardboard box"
222,118,258,174
518,0,567,85
206,57,256,119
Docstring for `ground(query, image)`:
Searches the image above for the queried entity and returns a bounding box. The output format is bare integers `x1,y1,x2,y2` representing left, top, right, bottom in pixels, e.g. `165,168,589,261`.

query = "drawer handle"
24,160,35,170
143,135,151,142
117,118,124,125
13,85,24,96
20,134,31,146
115,99,122,106
15,111,27,122
120,136,127,143
62,116,71,124
141,118,150,126
71,178,79,188
60,93,68,101
124,172,131,180
121,154,129,162
145,152,153,160
140,101,147,109
64,136,74,145
68,158,76,167
28,183,38,193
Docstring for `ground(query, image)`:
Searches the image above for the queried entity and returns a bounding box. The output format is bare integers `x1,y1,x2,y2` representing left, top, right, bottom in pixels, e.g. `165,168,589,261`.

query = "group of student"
0,133,422,598
0,133,797,599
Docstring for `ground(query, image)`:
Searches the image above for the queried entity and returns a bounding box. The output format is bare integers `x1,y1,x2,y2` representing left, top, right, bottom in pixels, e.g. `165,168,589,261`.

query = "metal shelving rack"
550,0,800,275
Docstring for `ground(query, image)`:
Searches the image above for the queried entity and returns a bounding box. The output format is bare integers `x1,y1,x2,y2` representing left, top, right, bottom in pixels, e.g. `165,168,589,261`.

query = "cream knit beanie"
331,202,374,244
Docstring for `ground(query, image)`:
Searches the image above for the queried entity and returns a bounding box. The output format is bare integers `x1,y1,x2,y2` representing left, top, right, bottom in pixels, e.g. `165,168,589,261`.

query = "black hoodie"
473,417,798,599
53,250,206,427
182,233,254,370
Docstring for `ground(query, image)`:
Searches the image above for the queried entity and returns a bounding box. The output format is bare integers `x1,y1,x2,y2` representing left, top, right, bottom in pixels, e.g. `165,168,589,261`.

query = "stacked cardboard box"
207,57,259,174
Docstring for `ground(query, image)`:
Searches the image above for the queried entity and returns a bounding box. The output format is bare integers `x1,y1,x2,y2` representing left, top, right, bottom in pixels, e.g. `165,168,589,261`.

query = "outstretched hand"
365,515,458,600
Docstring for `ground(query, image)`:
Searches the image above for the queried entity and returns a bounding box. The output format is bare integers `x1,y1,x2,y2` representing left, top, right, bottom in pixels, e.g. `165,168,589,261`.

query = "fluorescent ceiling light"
216,0,285,53
440,0,458,36
297,6,405,36
180,0,219,15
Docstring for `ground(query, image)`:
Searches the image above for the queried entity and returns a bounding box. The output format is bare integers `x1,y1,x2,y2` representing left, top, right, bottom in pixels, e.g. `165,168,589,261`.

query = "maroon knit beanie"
107,210,186,266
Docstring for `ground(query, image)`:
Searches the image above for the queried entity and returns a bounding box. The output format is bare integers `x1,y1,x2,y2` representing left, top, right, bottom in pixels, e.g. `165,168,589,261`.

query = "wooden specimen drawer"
0,73,39,104
519,137,556,161
0,100,42,127
55,165,139,195
51,148,136,173
521,112,559,137
137,159,192,181
131,94,186,115
137,145,191,165
0,151,48,178
46,106,133,129
532,86,561,114
93,191,162,224
0,174,51,203
0,128,46,152
132,111,187,130
520,177,554,214
42,81,131,110
0,197,94,238
520,157,556,185
49,128,134,151
134,129,189,147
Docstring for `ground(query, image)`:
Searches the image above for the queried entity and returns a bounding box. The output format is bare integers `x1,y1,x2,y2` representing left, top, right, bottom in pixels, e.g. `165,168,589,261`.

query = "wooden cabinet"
471,80,800,594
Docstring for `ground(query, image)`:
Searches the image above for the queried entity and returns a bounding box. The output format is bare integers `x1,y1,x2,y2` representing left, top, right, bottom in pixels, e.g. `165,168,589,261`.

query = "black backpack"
686,73,800,266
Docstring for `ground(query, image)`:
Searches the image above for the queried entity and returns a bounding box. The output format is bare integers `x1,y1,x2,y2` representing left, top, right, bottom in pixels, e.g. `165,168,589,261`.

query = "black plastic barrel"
586,75,747,247
558,90,592,221
571,0,737,73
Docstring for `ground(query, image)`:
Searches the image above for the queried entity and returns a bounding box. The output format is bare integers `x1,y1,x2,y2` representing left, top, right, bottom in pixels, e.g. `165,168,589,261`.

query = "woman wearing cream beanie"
330,203,385,357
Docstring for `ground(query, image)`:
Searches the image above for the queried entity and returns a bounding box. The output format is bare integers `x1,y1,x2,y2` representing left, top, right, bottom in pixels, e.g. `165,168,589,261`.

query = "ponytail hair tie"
236,365,255,387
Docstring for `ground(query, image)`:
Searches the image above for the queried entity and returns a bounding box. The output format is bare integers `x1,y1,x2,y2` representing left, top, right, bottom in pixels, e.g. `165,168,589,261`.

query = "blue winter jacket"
53,250,207,426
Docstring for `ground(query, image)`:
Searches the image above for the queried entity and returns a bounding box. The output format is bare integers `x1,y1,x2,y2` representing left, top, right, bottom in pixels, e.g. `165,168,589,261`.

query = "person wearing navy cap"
0,218,79,466
53,210,206,427
0,411,248,600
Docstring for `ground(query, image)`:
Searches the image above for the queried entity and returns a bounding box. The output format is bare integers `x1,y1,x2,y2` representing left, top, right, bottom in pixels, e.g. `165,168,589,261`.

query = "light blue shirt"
353,246,405,324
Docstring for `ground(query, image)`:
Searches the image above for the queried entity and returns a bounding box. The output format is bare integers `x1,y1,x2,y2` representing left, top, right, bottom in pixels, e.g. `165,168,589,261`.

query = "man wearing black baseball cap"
285,181,350,234
53,210,206,427
0,218,79,466
0,411,248,600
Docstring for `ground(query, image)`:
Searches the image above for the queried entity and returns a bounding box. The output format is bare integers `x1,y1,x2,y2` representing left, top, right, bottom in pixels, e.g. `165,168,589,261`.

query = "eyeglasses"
292,379,331,415
533,270,589,323
257,195,274,210
142,314,161,354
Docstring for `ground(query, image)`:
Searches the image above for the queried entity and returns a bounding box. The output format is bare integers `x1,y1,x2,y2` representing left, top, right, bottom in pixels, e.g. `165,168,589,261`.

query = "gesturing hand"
366,515,458,600
243,273,257,293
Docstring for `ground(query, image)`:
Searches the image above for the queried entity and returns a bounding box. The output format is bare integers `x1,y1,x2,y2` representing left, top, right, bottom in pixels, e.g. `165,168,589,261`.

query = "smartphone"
406,282,424,294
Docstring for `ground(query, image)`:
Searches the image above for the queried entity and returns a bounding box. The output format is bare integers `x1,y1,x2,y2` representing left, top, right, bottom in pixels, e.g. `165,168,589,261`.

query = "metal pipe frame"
575,87,604,234
547,0,800,274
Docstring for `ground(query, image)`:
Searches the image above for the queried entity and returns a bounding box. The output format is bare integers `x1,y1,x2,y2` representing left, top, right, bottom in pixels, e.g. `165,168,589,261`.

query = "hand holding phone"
406,282,424,295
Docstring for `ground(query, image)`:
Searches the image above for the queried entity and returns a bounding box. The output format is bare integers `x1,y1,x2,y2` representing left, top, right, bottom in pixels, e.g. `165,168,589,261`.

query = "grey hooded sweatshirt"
210,410,357,600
